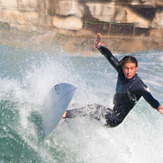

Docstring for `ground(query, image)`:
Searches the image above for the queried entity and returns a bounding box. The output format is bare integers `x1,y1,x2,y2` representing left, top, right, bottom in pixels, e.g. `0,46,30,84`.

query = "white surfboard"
42,83,77,137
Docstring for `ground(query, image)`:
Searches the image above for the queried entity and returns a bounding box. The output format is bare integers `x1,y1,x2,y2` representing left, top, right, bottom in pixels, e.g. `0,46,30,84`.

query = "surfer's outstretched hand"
96,33,104,49
158,105,163,114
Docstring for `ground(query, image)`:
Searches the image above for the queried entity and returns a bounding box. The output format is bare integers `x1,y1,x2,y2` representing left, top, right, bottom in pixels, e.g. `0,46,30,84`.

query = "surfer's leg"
63,104,121,126
63,103,107,119
87,103,109,120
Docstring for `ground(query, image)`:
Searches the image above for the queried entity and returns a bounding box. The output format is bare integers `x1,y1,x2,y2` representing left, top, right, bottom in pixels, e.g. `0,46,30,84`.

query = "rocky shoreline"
0,0,162,55
0,28,162,56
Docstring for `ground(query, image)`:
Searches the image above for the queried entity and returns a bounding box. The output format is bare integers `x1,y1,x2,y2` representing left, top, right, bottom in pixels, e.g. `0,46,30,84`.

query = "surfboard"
42,83,77,137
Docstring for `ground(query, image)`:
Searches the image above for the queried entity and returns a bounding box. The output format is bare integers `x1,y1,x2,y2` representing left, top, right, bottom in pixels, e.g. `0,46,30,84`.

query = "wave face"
0,44,163,163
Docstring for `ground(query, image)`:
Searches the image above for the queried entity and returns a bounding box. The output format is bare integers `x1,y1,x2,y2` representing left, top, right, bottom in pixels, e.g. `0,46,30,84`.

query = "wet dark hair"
119,56,138,67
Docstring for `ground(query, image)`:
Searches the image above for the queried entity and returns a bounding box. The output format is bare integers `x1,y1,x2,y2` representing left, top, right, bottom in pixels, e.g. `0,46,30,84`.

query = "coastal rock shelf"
0,0,162,54
0,0,162,37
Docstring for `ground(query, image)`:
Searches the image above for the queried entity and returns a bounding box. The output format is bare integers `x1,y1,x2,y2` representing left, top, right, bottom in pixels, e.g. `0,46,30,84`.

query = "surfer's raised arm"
96,33,119,71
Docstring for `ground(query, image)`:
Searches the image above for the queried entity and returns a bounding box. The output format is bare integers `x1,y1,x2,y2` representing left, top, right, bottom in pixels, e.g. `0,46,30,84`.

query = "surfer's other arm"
141,87,163,113
95,33,119,71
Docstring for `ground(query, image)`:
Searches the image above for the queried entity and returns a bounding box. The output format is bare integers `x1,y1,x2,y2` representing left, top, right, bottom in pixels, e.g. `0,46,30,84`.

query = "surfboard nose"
53,83,77,96
42,83,77,138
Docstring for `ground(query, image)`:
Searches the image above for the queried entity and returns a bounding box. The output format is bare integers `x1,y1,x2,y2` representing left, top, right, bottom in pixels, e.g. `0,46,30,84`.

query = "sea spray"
0,44,163,163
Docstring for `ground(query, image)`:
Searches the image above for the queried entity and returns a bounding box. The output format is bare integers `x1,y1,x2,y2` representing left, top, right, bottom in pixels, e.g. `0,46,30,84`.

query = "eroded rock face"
0,0,162,33
52,16,83,30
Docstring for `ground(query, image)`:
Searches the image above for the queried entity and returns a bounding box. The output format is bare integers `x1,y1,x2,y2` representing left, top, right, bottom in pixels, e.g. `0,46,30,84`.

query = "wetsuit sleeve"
142,87,160,110
98,46,119,72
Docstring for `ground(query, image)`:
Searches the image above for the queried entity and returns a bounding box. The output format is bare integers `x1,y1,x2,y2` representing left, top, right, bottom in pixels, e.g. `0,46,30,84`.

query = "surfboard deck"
42,83,77,137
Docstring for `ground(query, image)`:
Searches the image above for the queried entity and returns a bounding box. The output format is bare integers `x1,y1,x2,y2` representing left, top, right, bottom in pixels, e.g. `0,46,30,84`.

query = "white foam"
1,48,163,163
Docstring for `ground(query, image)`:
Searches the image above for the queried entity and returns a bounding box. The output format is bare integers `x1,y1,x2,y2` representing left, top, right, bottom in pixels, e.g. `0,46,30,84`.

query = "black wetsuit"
66,46,160,127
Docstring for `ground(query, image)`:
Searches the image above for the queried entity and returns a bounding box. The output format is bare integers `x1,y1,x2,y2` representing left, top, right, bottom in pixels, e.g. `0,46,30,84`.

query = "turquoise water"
0,43,163,163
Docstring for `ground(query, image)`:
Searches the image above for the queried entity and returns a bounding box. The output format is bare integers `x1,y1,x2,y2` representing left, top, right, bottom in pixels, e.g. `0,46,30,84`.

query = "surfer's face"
122,62,138,79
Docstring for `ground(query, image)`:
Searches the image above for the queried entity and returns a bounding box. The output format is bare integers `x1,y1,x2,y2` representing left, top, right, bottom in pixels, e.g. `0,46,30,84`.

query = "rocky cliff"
0,0,162,34
0,0,162,54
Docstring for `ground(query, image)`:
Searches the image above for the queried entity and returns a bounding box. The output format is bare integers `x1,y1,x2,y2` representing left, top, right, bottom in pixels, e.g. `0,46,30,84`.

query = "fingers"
95,33,102,49
96,33,102,43
97,33,102,40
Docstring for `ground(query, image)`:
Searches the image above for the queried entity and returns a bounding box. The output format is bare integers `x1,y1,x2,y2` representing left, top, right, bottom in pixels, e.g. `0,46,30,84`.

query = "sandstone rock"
17,0,37,10
151,10,163,29
130,0,153,6
86,2,150,27
125,7,150,28
23,12,39,25
52,16,83,30
0,10,26,25
86,2,115,22
0,22,10,30
0,0,162,35
50,0,83,17
160,11,163,27
0,9,39,31
0,0,17,9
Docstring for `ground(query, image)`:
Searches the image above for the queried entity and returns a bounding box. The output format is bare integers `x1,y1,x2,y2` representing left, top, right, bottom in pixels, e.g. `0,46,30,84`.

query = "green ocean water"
0,43,163,163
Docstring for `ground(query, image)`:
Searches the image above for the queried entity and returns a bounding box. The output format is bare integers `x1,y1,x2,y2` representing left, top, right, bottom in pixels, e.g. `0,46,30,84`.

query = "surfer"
63,33,163,127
